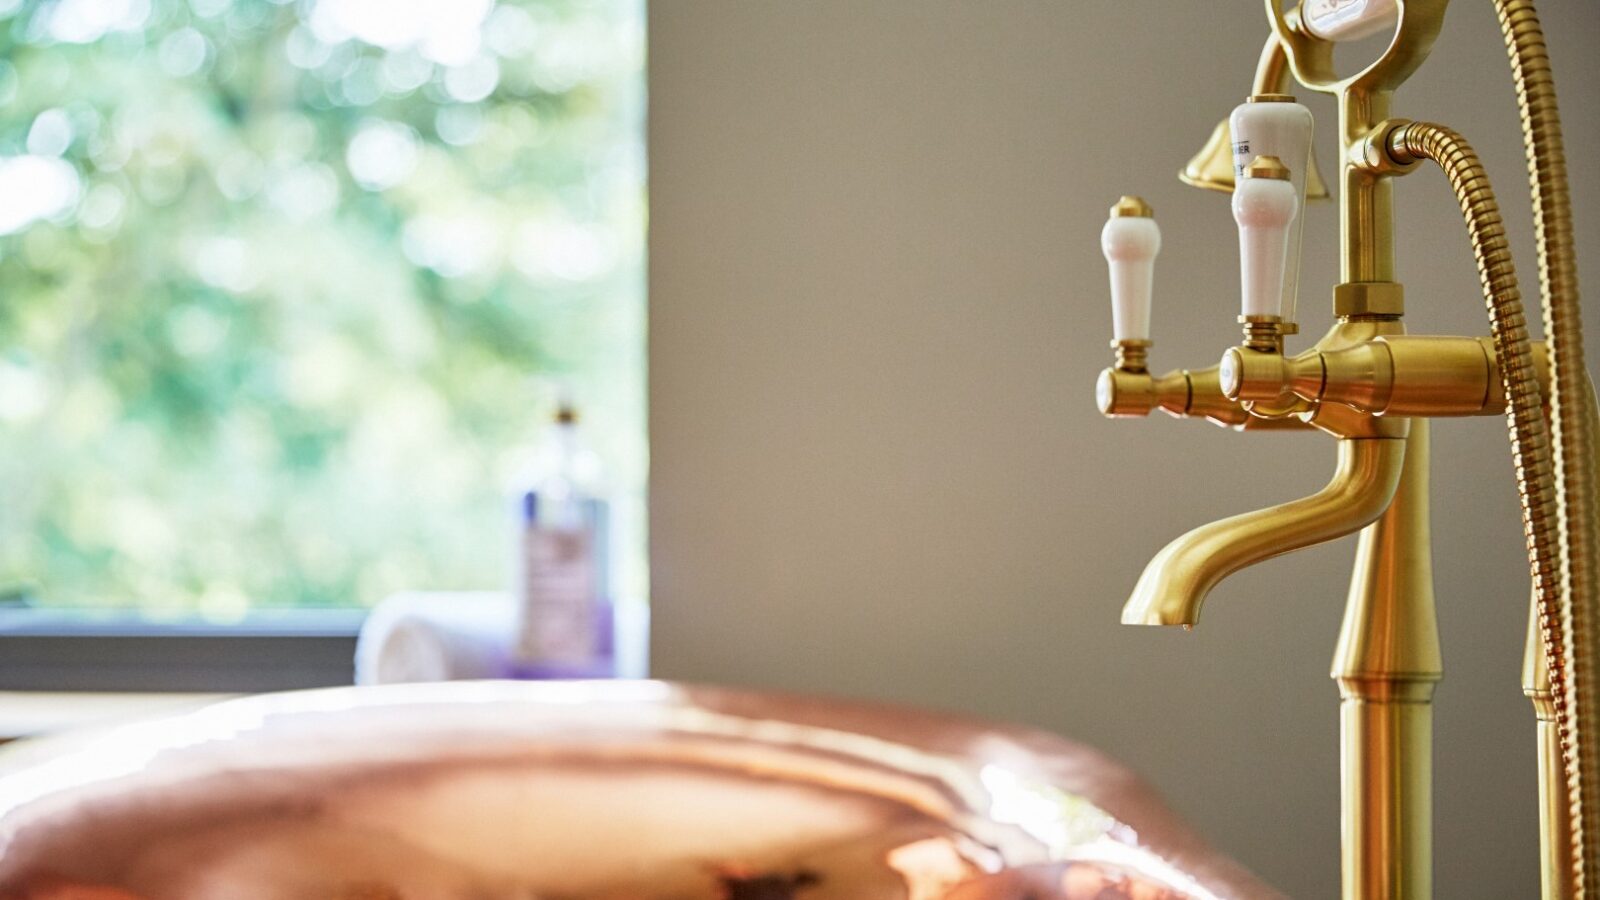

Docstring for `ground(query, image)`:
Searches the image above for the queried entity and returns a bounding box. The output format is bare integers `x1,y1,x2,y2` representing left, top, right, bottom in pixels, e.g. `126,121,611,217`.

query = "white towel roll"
355,592,517,685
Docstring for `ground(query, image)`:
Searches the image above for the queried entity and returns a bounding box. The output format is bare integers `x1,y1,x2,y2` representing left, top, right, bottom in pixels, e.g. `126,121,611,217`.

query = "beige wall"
647,2,1600,894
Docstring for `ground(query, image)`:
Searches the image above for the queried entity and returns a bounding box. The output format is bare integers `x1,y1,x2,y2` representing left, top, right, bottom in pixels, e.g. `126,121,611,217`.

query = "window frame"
0,608,361,692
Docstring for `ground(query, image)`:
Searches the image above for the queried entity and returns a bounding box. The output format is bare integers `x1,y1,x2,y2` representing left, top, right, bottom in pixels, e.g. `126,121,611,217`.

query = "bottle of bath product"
510,399,615,677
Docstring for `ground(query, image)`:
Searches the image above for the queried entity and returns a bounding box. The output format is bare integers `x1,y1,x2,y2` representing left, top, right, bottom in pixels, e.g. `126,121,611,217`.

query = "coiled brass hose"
1388,118,1592,891
1493,0,1599,888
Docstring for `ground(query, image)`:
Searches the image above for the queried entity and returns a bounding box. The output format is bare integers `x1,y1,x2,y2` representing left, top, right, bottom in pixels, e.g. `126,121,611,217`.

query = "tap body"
1093,0,1598,895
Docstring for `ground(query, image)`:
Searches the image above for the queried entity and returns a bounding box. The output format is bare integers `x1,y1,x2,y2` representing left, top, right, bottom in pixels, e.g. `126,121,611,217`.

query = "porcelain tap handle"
1101,195,1160,345
1230,96,1313,324
1233,157,1298,323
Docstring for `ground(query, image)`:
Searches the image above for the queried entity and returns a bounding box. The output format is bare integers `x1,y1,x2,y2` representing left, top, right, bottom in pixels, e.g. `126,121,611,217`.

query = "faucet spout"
1121,436,1406,627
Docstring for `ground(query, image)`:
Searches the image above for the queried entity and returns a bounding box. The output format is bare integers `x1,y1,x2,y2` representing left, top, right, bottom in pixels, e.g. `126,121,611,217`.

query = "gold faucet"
1120,433,1404,629
1095,1,1598,897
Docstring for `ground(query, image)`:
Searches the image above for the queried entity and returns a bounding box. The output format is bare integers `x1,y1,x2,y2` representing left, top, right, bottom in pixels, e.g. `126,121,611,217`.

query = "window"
0,0,646,660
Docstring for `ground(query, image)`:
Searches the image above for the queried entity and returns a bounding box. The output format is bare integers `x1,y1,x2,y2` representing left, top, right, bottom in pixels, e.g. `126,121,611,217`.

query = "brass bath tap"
1094,1,1598,897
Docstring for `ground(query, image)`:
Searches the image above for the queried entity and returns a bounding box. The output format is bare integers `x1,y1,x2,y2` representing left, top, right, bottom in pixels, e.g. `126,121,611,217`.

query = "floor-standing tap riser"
1339,694,1434,900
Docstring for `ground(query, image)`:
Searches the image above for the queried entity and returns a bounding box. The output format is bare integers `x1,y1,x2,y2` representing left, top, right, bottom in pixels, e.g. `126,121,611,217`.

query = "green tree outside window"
0,0,647,619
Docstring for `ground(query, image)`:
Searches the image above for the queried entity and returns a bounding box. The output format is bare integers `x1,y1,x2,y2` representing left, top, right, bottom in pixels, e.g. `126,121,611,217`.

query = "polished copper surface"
0,681,1279,899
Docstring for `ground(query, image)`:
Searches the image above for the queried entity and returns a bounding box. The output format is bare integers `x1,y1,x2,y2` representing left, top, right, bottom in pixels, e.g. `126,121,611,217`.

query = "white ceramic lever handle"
1233,157,1297,321
1101,196,1160,343
1230,96,1313,324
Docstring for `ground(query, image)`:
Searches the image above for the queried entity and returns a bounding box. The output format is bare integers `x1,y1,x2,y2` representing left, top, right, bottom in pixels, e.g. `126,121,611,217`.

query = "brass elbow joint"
1096,366,1182,418
1097,339,1169,418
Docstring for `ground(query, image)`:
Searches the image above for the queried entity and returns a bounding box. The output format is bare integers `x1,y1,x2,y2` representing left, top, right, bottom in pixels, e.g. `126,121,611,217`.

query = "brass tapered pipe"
1524,380,1599,899
1334,420,1441,900
1530,584,1578,900
1122,436,1405,627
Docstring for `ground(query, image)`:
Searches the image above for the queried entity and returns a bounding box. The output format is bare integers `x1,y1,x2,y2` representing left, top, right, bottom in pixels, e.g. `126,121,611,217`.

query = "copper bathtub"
0,681,1280,899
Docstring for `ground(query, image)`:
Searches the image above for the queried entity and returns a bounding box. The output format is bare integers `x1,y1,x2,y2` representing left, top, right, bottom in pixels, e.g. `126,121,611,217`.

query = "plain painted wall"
647,2,1600,894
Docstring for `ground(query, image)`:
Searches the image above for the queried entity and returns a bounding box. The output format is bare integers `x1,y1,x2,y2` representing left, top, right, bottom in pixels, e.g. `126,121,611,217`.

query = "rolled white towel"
355,592,517,685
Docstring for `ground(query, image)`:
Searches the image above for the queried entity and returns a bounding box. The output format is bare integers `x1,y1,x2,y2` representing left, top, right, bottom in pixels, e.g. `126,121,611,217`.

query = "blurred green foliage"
0,0,645,618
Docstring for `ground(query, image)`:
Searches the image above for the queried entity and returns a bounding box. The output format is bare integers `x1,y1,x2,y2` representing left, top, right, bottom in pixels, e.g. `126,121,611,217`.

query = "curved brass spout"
1122,437,1406,627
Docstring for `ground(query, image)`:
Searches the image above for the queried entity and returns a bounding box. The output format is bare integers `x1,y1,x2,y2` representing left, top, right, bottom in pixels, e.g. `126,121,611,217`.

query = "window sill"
0,691,236,741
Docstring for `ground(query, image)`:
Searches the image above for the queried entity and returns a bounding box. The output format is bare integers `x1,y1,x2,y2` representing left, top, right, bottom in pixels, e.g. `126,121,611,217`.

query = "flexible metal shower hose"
1389,116,1588,891
1493,2,1600,888
1391,0,1598,890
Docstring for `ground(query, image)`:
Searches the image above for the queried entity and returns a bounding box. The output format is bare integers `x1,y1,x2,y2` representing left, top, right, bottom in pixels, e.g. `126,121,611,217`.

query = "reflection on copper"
885,837,983,900
713,865,821,899
943,862,1192,900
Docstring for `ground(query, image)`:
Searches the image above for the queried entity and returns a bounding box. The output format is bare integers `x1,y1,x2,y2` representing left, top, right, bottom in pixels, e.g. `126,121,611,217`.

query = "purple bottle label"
514,492,615,678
